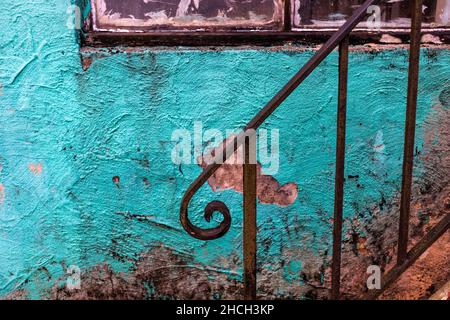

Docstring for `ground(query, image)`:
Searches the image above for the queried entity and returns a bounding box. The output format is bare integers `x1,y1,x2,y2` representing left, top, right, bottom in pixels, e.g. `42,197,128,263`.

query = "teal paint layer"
0,0,449,299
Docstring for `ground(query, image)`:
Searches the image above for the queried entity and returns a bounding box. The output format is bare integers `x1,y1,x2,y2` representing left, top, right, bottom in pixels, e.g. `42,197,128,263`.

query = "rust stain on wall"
49,244,333,300
51,246,242,300
81,56,93,71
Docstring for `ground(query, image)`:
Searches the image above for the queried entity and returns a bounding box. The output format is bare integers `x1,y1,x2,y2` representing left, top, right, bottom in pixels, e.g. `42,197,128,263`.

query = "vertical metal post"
331,35,349,300
243,135,257,300
284,0,291,31
398,0,423,264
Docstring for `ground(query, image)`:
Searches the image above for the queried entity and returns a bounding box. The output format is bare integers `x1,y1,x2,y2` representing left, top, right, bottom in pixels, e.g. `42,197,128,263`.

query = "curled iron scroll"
179,162,232,240
179,132,251,240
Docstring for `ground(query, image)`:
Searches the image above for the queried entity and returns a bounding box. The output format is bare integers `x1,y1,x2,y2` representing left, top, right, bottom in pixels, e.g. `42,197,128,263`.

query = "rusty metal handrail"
180,0,380,240
179,0,449,300
365,0,450,299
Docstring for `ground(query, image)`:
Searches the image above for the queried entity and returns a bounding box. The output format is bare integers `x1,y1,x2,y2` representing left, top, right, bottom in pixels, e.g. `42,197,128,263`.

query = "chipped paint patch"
0,183,5,204
198,136,298,207
81,56,93,71
112,175,120,187
28,163,43,176
422,34,443,44
379,34,402,44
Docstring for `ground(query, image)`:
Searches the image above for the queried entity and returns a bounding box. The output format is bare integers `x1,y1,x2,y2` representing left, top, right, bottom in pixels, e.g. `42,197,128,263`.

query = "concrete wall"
0,0,448,299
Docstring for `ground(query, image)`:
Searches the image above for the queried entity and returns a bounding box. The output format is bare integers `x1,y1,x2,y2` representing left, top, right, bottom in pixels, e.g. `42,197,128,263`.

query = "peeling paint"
28,163,43,176
0,183,5,204
197,135,298,207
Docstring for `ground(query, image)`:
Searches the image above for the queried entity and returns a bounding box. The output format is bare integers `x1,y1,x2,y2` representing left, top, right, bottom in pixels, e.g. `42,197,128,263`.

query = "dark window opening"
85,0,450,46
294,0,449,28
92,0,284,31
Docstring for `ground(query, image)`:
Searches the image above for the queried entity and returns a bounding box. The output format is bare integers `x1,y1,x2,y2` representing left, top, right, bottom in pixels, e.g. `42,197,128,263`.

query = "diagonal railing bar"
180,0,449,300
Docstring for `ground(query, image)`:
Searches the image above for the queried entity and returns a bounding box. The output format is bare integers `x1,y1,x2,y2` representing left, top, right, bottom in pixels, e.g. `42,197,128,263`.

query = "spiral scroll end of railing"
179,135,243,241
180,195,232,241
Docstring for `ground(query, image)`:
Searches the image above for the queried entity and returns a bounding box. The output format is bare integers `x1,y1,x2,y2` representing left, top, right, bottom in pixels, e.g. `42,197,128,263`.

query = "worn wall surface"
0,1,449,299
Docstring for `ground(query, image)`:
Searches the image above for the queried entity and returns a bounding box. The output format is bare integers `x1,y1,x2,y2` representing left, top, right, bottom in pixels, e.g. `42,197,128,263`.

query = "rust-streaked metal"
331,35,349,301
398,0,423,264
243,136,257,300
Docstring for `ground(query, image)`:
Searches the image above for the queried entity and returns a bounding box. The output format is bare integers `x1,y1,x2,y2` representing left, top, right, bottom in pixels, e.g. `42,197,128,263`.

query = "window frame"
83,0,450,47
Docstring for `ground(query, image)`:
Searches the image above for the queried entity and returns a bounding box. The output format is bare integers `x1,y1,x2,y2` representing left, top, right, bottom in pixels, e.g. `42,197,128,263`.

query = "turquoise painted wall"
0,0,448,299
